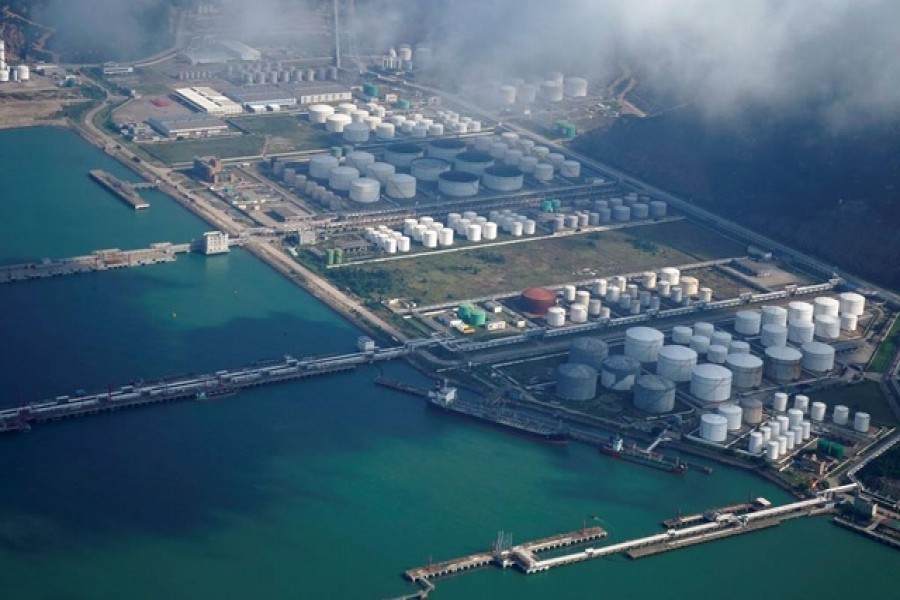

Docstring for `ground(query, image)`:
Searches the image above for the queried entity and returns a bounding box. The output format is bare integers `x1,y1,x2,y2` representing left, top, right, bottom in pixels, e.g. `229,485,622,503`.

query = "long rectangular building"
147,115,229,138
293,82,352,106
225,85,298,109
174,87,243,115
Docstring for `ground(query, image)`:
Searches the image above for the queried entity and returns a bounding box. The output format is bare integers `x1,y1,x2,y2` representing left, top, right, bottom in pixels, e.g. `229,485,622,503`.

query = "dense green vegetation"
869,318,900,373
574,108,900,290
327,267,406,301
858,445,900,500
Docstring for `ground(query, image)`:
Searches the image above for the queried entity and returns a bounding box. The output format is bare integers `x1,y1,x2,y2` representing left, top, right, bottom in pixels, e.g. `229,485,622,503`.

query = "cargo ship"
599,435,686,474
422,382,569,444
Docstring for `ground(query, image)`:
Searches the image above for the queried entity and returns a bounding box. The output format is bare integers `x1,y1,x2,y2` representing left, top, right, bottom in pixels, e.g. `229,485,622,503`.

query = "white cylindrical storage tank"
612,206,631,222
308,104,335,124
725,354,764,389
466,224,482,242
680,277,700,297
642,271,658,290
547,152,566,167
633,375,676,414
556,363,598,401
760,425,772,443
560,160,581,178
794,395,810,413
656,345,698,382
482,165,524,192
588,299,603,316
801,341,836,372
814,315,840,340
575,290,591,307
813,297,840,318
840,314,858,332
788,408,804,428
801,420,811,441
346,151,375,171
563,285,577,302
699,414,729,443
810,401,827,422
309,154,340,179
410,158,451,182
427,123,444,136
671,287,684,304
788,320,815,345
325,113,352,133
438,228,454,247
482,222,498,240
350,109,369,123
693,322,715,338
766,441,780,461
839,292,866,316
365,116,383,131
328,166,360,191
438,171,480,197
375,122,396,139
707,345,728,364
563,77,588,97
519,156,539,173
729,341,751,354
777,435,788,456
385,143,425,168
691,364,733,403
773,392,789,412
454,151,494,175
719,404,743,431
397,236,411,252
411,124,429,138
761,324,788,348
385,174,417,199
539,80,564,102
649,200,668,218
689,335,711,355
698,288,713,303
337,102,356,115
734,311,762,335
764,346,803,383
600,356,642,391
660,267,681,286
741,399,764,425
624,327,665,363
761,306,788,327
788,301,814,324
769,420,782,438
785,431,796,451
672,326,693,345
366,162,396,183
854,412,870,433
833,405,849,426
348,178,381,203
422,230,438,248
383,238,397,254
710,331,732,348
570,304,588,323
533,163,554,182
547,306,566,327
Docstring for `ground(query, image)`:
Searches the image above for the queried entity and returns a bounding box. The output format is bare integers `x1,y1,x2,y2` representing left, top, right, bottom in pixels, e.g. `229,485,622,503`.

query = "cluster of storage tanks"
227,62,338,85
307,100,481,143
378,210,537,253
546,195,666,231
0,42,30,84
494,73,589,106
533,267,715,329
735,391,872,460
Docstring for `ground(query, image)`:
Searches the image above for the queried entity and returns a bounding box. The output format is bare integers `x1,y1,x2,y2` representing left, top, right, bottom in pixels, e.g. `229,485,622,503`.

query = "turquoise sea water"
0,128,896,599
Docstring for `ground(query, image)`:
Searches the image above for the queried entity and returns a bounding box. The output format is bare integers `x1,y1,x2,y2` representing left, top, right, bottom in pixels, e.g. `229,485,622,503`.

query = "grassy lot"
809,382,897,426
869,317,900,373
327,221,745,305
140,135,266,165
631,219,746,261
228,115,333,153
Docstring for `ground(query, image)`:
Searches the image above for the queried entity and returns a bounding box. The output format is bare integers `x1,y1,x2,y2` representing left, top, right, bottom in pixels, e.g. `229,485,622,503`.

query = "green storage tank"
830,443,845,460
397,99,411,109
817,439,831,454
458,304,473,320
541,200,555,213
551,199,562,210
334,248,344,265
325,249,335,266
331,146,343,158
363,83,380,98
469,310,487,327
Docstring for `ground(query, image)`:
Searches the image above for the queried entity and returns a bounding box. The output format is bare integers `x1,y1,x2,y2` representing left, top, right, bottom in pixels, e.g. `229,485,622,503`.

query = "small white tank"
547,306,566,327
810,401,827,422
833,405,849,426
773,392,789,412
854,412,871,433
734,311,762,335
814,315,840,340
765,440,780,461
699,414,728,442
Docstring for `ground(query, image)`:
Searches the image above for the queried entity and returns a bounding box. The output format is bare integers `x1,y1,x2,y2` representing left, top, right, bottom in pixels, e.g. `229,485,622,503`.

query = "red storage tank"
521,287,556,315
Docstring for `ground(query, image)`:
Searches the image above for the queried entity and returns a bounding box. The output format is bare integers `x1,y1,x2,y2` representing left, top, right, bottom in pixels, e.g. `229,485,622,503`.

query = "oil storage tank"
556,363,597,401
308,104,335,124
764,346,802,383
427,138,468,161
656,345,698,382
454,151,494,175
801,341,836,372
328,166,360,191
385,143,424,168
761,306,788,327
601,355,642,391
309,154,340,179
814,315,840,340
348,178,380,203
410,158,450,182
718,404,743,431
438,171,479,197
691,364,733,403
569,338,610,370
725,353,763,389
482,165,524,192
624,327,665,363
761,324,788,348
741,398,764,425
839,292,866,316
788,320,815,344
521,287,556,315
699,414,729,442
633,375,676,414
384,174,417,199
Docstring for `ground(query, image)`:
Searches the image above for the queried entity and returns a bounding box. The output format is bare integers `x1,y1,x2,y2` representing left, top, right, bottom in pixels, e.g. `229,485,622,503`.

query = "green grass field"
140,135,266,165
869,317,900,373
229,115,333,153
329,220,747,305
809,382,897,426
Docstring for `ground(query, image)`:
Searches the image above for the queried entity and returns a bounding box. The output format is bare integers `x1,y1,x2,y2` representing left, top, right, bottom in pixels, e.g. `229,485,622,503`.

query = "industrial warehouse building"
174,87,243,115
225,85,298,110
294,83,352,105
147,115,230,138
